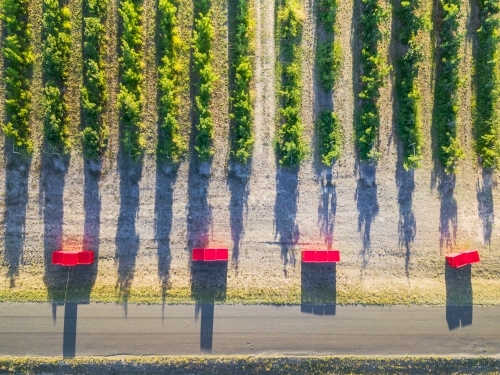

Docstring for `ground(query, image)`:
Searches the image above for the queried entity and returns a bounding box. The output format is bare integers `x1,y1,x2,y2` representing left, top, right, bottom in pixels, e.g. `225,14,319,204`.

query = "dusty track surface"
0,0,499,304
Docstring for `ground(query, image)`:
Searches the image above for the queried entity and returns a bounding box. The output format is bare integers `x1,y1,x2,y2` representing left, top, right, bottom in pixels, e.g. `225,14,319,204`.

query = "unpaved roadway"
1,303,500,357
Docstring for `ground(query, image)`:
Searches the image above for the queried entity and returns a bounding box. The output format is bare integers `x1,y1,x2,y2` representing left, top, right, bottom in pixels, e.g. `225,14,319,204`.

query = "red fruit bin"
192,248,229,262
446,250,480,268
52,250,95,266
302,250,340,263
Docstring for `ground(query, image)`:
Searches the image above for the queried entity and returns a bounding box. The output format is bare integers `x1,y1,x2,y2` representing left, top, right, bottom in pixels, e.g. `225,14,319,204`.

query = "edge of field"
1,355,500,374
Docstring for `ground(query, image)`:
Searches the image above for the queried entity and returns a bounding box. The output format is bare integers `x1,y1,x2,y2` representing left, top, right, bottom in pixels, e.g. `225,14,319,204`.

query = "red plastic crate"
302,251,316,262
446,250,480,268
192,248,229,262
77,251,95,265
52,250,95,266
302,250,340,263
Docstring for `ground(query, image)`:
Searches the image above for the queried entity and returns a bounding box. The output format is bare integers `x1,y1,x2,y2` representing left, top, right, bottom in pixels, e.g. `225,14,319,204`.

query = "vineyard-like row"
1,0,499,171
316,0,342,166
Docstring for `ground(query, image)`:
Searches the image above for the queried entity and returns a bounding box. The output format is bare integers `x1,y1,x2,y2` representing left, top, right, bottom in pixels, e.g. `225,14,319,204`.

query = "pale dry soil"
0,0,499,305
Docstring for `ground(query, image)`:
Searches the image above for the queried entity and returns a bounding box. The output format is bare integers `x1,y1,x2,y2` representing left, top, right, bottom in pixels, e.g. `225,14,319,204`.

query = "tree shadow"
301,263,336,315
40,152,70,301
476,169,495,245
155,163,179,307
81,159,102,295
115,152,143,306
438,173,457,253
396,166,416,278
191,262,227,353
317,170,337,249
3,150,31,288
355,162,379,268
274,167,300,273
445,263,473,330
228,162,251,269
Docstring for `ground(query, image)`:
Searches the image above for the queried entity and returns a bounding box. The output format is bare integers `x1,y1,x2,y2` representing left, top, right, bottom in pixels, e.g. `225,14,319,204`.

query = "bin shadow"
155,163,179,304
228,162,251,269
115,153,143,305
62,302,78,358
445,263,473,330
191,262,227,353
301,263,337,315
355,162,379,268
476,169,495,245
274,167,300,272
3,151,31,287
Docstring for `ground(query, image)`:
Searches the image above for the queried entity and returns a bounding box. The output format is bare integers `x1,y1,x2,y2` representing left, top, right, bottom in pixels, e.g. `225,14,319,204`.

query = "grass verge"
1,356,500,374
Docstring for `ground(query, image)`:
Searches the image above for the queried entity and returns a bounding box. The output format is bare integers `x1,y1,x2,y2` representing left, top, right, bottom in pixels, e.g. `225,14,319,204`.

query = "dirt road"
1,303,499,357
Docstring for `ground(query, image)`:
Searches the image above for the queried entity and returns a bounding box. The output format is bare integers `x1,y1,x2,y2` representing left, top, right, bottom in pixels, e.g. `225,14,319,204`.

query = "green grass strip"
42,0,72,154
434,0,464,173
230,0,254,164
356,0,390,161
1,356,500,374
156,0,186,162
192,0,217,162
81,0,109,160
474,0,500,170
275,0,306,167
118,0,145,160
396,0,424,170
1,0,34,155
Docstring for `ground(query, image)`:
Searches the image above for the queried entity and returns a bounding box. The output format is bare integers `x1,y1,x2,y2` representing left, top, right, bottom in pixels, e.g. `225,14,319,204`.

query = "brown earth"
0,0,499,305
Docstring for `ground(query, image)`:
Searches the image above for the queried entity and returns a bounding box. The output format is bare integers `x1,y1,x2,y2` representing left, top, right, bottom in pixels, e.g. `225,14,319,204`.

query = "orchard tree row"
1,0,499,173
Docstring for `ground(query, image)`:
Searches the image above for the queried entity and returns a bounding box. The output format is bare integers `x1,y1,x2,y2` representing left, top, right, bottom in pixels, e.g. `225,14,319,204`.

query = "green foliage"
192,0,218,162
118,0,145,160
315,0,342,165
81,0,108,160
434,0,464,173
1,0,34,154
317,110,342,165
317,40,342,91
230,0,254,164
42,0,72,153
275,0,306,166
356,0,391,161
157,0,185,162
396,0,424,170
316,0,341,91
474,0,500,169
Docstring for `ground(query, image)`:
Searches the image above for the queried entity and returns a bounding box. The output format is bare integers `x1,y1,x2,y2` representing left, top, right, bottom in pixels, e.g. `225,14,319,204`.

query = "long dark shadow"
445,263,473,330
115,153,142,306
318,171,337,249
355,162,379,268
438,173,457,252
3,151,31,287
191,262,227,353
476,169,495,245
62,302,78,358
301,263,336,315
80,159,102,296
155,164,178,306
396,167,416,278
228,163,250,268
41,152,69,301
274,167,300,273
